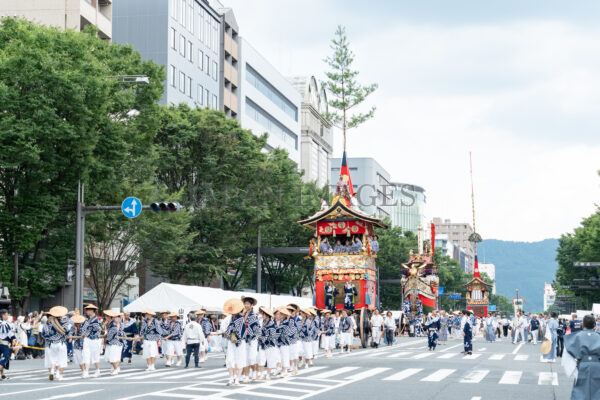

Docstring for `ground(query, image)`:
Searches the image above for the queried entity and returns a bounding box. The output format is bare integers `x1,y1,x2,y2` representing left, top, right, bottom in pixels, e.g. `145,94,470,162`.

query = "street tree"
323,25,378,151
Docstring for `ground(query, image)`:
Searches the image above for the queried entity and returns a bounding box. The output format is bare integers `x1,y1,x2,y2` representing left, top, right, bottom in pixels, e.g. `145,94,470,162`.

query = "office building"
433,217,475,272
331,157,392,218
478,263,496,294
289,76,332,187
113,0,221,108
543,282,555,311
0,0,112,40
390,182,426,235
239,38,301,165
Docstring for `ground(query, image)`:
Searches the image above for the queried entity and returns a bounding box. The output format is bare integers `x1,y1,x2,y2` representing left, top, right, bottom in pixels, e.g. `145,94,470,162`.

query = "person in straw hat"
69,314,86,375
309,308,320,362
273,306,291,378
81,304,102,378
286,305,300,375
120,312,138,364
320,309,335,358
339,309,354,353
163,312,184,367
137,309,162,371
0,309,17,381
240,296,260,383
224,298,246,386
298,308,314,368
41,306,69,381
195,309,211,364
257,306,277,380
103,310,124,375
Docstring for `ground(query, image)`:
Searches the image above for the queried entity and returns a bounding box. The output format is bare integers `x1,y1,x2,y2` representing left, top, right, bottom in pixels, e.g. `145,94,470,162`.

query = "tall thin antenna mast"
469,151,477,256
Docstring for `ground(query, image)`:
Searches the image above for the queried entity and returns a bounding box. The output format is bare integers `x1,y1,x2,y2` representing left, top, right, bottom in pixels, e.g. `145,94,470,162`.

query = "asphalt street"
0,336,572,400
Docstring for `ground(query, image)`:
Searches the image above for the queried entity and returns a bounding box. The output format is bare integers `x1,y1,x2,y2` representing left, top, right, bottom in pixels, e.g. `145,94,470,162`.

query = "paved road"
0,336,572,400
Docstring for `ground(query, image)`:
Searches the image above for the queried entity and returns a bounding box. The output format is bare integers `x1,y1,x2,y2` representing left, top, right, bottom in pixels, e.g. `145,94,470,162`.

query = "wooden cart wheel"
359,308,371,348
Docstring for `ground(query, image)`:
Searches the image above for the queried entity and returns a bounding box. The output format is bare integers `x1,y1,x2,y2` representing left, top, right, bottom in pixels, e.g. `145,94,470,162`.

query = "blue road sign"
449,294,462,300
121,197,142,218
489,305,497,311
438,286,444,296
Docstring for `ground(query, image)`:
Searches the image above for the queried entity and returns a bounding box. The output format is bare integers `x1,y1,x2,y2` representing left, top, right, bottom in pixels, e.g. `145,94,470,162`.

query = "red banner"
431,222,435,256
317,220,369,236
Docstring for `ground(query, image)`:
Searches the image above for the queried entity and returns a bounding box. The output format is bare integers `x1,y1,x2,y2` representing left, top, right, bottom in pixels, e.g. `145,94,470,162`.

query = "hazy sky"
225,0,600,241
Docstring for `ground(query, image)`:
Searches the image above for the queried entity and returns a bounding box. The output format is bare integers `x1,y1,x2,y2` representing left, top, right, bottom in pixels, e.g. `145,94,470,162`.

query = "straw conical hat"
224,298,244,314
71,315,85,324
48,306,68,318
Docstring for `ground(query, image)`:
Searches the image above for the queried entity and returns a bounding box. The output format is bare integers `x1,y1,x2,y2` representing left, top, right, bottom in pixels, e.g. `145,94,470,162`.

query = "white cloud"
224,1,600,240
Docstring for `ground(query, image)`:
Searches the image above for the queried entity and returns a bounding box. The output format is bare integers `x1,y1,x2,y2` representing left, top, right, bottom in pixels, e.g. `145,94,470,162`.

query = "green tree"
323,26,378,151
0,18,164,312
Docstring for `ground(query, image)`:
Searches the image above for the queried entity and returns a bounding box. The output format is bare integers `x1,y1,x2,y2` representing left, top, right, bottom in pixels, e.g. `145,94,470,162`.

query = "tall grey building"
289,76,332,187
390,183,426,235
113,0,221,108
432,217,475,272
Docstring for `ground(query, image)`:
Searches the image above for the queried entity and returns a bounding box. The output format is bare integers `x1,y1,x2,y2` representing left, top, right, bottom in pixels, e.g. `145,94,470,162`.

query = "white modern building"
478,263,496,294
239,38,301,165
544,282,556,311
0,0,112,40
289,76,332,187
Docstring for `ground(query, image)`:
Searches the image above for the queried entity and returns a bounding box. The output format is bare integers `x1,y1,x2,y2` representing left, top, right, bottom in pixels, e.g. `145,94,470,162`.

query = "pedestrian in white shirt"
182,314,205,368
513,312,526,344
370,309,384,348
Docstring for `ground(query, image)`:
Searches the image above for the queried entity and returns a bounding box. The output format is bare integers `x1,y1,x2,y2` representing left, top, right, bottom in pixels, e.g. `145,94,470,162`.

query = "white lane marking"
489,354,505,360
471,397,482,400
0,383,80,397
514,355,529,361
460,370,490,383
153,394,209,399
383,368,423,381
241,392,296,400
538,372,559,386
340,339,427,359
499,370,522,385
479,347,487,351
349,367,389,380
170,371,229,381
310,366,359,379
439,343,463,352
62,369,144,381
39,390,103,400
283,380,329,388
421,369,456,382
438,353,458,359
158,369,228,380
512,343,524,354
463,353,481,360
413,352,434,359
387,351,411,358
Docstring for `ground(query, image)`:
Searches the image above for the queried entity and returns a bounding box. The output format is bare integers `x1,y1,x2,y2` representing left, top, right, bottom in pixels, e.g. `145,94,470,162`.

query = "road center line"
512,343,524,354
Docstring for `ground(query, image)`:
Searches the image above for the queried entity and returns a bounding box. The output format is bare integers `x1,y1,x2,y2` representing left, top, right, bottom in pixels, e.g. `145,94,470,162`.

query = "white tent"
123,283,312,316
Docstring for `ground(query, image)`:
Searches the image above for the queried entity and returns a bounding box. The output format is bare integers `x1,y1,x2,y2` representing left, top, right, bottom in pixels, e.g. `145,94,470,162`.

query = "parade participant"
343,239,351,253
369,309,384,348
158,311,170,358
121,312,138,363
540,311,558,363
513,312,526,344
274,307,291,378
384,311,396,345
225,299,246,386
258,307,277,380
563,315,600,399
333,240,345,253
298,309,313,367
182,313,204,369
485,313,496,343
339,309,354,353
321,309,335,358
343,277,358,310
240,296,260,382
138,309,162,372
463,310,473,356
69,315,85,374
530,315,539,345
164,312,184,367
370,235,380,254
557,318,567,357
425,311,441,351
351,236,362,253
198,310,213,363
81,304,102,378
319,237,332,254
309,308,320,361
41,306,69,381
324,280,338,312
286,305,300,375
570,313,583,334
439,311,449,345
103,311,124,375
0,309,16,381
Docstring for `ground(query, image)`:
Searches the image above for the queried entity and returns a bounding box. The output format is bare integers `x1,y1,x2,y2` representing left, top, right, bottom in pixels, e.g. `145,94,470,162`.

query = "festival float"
298,152,388,347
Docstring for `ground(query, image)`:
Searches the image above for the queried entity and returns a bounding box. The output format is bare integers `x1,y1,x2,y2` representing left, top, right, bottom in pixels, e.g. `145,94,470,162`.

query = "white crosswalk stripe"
460,370,489,383
499,370,522,385
463,353,481,360
489,354,505,360
538,372,558,386
421,369,456,382
387,351,411,358
514,355,529,361
383,368,423,381
412,352,434,359
309,366,359,379
438,353,458,359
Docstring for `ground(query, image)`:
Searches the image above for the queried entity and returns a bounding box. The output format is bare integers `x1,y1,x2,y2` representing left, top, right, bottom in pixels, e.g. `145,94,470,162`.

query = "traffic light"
0,282,10,306
150,202,182,212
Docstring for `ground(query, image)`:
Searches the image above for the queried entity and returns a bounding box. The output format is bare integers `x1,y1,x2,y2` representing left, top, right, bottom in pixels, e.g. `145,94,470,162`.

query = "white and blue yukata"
69,324,84,366
165,320,184,357
41,320,69,369
225,314,246,369
0,318,15,375
463,318,473,354
311,316,320,357
322,317,335,352
325,284,338,312
105,321,124,363
140,318,163,359
343,283,358,310
287,315,299,362
121,318,138,359
200,317,212,355
439,315,449,342
300,317,314,360
340,316,353,349
415,317,424,336
542,317,558,361
260,318,278,369
82,315,102,365
276,318,292,369
242,311,260,366
425,316,440,350
485,317,496,342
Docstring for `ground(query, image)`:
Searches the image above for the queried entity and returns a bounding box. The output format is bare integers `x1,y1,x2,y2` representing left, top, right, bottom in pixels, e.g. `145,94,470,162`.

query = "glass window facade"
245,64,298,122
245,98,298,150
